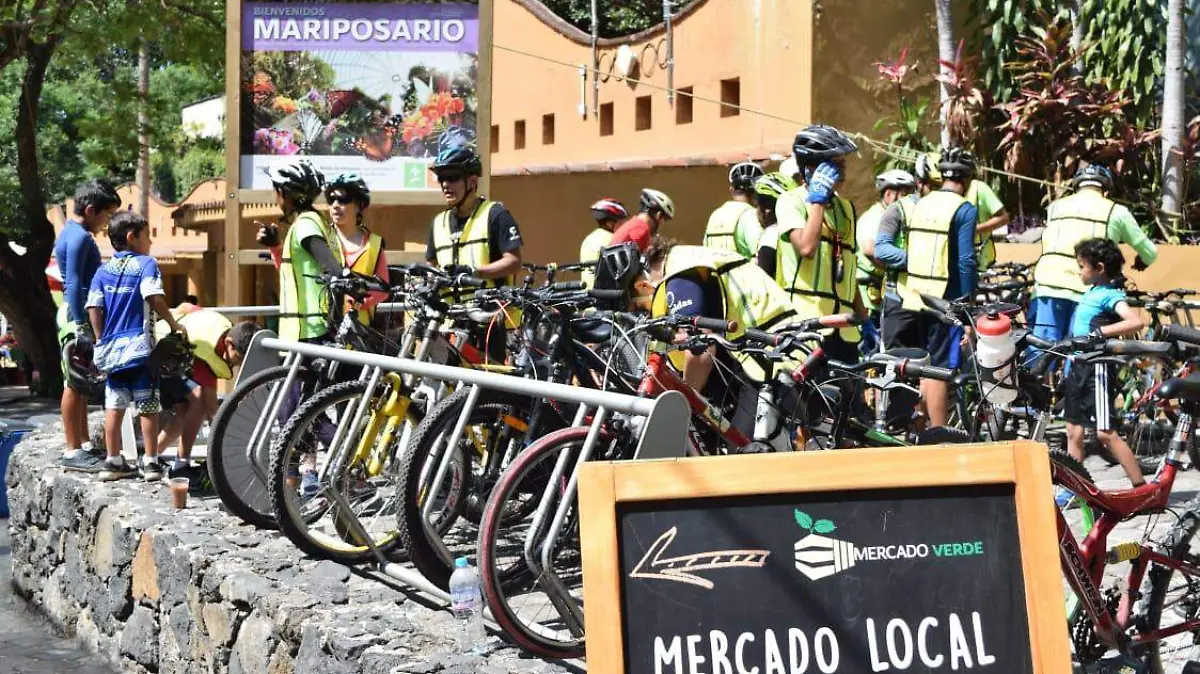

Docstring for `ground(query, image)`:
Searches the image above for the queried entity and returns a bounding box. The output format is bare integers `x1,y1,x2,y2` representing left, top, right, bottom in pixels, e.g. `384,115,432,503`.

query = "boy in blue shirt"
1063,238,1145,488
57,179,122,472
86,211,186,482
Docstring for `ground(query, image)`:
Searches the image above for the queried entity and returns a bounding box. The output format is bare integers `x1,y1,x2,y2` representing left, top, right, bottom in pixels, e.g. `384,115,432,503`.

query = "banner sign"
238,1,481,192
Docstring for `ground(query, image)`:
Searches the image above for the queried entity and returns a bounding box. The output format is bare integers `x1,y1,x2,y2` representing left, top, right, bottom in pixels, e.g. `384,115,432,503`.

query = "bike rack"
258,337,691,624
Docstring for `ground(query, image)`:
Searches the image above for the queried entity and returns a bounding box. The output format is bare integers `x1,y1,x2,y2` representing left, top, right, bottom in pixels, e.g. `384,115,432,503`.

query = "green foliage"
871,49,935,174
537,0,663,38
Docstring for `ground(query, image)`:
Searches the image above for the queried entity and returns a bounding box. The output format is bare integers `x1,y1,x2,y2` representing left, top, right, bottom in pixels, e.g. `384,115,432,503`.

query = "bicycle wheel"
269,379,429,564
1144,502,1200,673
478,425,609,660
396,386,544,590
208,365,316,529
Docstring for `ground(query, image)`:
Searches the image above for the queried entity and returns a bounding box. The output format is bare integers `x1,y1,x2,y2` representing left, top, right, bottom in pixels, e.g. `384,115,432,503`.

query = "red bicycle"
1054,364,1200,673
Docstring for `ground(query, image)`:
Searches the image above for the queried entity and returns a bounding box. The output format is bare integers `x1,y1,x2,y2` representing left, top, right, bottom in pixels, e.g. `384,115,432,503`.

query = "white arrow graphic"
629,526,771,590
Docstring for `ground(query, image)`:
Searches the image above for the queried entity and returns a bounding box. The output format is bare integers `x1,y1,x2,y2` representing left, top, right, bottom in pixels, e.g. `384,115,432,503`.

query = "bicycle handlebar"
1162,324,1200,347
898,361,957,382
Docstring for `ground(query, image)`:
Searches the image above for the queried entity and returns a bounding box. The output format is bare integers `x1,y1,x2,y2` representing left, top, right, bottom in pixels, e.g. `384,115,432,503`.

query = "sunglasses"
436,172,466,184
327,195,356,205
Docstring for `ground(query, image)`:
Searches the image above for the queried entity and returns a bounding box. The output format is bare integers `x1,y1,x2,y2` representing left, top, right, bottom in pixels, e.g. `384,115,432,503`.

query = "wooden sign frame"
578,441,1071,674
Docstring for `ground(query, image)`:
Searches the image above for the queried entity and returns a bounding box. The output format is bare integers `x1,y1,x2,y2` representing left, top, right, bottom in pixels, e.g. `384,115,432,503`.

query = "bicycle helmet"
61,337,104,393
265,159,324,204
590,198,628,223
593,242,644,292
937,146,977,181
779,156,800,179
1073,164,1114,192
150,333,195,379
639,188,676,219
430,126,482,176
875,169,917,194
728,162,764,191
792,125,858,164
753,172,798,200
325,173,370,208
915,152,942,184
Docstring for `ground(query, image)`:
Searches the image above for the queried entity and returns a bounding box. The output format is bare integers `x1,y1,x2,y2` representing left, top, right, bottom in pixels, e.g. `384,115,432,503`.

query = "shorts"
159,375,199,408
880,300,961,368
105,367,161,414
880,301,921,351
1063,361,1115,431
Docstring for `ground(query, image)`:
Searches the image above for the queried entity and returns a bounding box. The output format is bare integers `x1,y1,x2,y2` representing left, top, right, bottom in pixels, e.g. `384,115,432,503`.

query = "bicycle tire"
914,426,972,445
208,365,315,529
395,387,540,590
478,425,603,660
1143,499,1200,674
268,379,425,564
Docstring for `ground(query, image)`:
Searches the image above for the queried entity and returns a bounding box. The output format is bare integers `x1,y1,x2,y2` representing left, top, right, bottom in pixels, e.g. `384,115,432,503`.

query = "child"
86,211,186,482
155,305,259,491
1064,238,1145,488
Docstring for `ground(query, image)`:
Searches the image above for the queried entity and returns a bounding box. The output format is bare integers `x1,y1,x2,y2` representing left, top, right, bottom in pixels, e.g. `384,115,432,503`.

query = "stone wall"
5,425,572,674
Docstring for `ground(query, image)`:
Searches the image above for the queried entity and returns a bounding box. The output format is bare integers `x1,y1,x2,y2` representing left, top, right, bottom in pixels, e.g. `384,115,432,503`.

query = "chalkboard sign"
579,442,1070,674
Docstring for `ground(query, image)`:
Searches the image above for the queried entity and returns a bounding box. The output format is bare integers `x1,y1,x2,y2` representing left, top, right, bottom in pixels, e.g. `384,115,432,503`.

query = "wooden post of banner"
477,0,494,197
222,0,243,307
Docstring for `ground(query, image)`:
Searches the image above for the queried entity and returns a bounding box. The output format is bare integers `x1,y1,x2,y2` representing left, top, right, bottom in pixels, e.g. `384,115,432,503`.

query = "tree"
537,0,662,38
1161,0,1185,235
934,0,955,145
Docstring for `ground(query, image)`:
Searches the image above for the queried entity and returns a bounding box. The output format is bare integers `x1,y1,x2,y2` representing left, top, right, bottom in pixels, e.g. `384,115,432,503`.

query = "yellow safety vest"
856,202,887,311
279,211,344,341
966,182,997,271
651,246,798,382
342,232,384,324
154,308,234,380
431,200,511,302
1034,191,1115,298
703,201,756,257
579,227,613,289
775,187,860,342
896,190,966,311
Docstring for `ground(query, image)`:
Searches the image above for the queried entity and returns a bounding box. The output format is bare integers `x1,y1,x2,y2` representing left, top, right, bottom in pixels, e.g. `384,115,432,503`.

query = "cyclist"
774,124,864,362
610,188,675,253
1030,164,1157,345
424,128,523,362
604,236,802,439
325,174,389,323
875,146,980,427
57,179,122,472
704,162,764,258
857,170,916,317
580,198,627,288
255,159,345,343
751,172,798,278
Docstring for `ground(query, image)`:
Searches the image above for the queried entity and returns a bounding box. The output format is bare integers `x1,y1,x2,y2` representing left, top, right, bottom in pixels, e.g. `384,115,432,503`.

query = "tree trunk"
0,38,64,393
1161,0,1185,236
934,0,954,147
1069,0,1085,74
137,36,151,216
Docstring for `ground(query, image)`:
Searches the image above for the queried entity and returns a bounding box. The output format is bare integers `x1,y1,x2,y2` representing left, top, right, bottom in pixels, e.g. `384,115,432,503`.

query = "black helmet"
325,173,371,208
61,337,104,393
151,333,195,379
937,147,977,181
594,242,644,294
430,127,482,176
265,160,324,204
1072,164,1114,192
728,162,764,191
792,125,858,164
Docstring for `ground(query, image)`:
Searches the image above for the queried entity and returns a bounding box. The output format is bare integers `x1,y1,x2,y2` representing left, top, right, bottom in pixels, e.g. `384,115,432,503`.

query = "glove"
805,162,841,205
445,264,475,277
74,322,95,350
255,222,281,248
1132,256,1149,272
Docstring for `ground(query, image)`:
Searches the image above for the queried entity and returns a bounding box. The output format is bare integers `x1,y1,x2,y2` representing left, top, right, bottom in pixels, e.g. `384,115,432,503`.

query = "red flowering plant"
872,47,933,173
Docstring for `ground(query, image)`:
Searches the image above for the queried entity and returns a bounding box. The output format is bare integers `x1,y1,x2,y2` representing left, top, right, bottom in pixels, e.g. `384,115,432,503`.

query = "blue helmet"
430,127,482,176
1073,164,1114,192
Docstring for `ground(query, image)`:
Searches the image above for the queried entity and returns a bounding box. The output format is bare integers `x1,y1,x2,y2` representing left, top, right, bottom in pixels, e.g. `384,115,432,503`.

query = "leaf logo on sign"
795,509,837,534
794,510,858,581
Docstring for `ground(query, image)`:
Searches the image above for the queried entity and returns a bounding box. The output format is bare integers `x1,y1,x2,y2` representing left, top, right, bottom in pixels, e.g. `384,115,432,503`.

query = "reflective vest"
279,211,344,341
431,200,511,303
856,202,887,311
155,307,234,381
1034,191,1115,298
704,201,756,257
579,227,613,289
896,190,966,311
775,187,860,342
966,182,997,271
341,231,384,324
651,246,798,381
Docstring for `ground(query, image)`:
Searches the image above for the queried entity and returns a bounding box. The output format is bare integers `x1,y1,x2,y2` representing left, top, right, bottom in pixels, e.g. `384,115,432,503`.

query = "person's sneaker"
61,448,106,473
98,459,139,482
168,464,215,497
300,470,321,500
142,458,165,482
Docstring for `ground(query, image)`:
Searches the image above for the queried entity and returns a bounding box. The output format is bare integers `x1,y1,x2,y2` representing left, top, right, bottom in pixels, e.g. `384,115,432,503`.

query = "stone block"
132,532,160,603
201,602,238,648
119,605,159,670
221,571,275,607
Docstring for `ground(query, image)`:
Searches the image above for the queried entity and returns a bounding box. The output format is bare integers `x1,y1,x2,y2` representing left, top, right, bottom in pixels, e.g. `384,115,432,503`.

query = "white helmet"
639,188,676,219
779,156,800,179
875,169,917,194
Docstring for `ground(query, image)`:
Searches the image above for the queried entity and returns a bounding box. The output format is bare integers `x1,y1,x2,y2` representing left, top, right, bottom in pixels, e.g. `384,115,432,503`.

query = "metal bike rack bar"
213,302,409,318
260,336,689,627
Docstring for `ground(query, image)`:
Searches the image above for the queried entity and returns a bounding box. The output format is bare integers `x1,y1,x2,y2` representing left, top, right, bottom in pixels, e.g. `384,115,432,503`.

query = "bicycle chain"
1071,586,1122,663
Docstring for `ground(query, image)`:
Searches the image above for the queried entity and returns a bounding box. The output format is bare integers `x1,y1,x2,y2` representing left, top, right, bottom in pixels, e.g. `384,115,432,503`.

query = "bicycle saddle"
570,318,612,344
1155,373,1200,403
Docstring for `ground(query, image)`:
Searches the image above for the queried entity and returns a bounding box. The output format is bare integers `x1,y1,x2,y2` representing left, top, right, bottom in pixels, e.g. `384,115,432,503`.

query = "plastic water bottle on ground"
449,557,487,655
